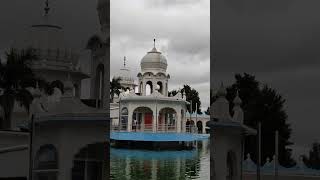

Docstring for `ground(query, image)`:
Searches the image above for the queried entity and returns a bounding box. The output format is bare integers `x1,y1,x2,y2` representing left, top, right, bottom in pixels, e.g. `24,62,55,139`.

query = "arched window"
157,81,163,94
34,144,58,170
146,81,153,95
121,107,128,116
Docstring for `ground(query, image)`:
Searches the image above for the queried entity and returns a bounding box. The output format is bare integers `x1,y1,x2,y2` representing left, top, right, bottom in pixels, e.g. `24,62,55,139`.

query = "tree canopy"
0,49,39,129
110,77,123,102
169,84,202,114
212,73,295,167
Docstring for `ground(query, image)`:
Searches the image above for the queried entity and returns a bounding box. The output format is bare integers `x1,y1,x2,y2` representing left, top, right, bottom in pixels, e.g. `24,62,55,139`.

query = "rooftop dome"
140,43,168,74
114,56,134,85
22,14,79,65
12,6,88,79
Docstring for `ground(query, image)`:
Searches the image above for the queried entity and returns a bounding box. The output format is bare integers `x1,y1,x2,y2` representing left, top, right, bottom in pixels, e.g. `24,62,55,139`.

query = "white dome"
14,14,80,73
115,68,133,82
140,47,168,73
113,57,135,88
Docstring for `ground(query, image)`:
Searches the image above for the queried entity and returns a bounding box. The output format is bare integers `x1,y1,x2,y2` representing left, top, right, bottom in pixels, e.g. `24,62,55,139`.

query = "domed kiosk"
110,40,208,149
137,40,170,96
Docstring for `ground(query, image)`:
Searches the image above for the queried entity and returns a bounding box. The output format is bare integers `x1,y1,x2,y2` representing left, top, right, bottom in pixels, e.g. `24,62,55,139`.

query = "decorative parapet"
242,153,320,176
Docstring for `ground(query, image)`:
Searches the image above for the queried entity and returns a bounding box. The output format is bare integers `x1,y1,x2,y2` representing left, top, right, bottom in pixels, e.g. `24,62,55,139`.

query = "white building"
110,43,194,133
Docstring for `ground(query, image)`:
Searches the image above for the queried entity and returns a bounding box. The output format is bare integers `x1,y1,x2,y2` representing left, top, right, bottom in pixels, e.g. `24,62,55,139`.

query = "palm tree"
110,77,123,102
0,48,39,129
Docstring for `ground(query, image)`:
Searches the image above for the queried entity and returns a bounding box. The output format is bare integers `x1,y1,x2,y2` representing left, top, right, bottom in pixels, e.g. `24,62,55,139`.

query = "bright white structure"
111,42,191,133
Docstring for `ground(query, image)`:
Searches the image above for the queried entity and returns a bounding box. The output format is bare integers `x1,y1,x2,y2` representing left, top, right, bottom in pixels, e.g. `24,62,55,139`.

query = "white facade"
111,44,189,133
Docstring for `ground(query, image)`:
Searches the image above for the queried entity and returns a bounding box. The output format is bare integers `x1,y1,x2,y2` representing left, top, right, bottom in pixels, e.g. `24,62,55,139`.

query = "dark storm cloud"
212,0,320,157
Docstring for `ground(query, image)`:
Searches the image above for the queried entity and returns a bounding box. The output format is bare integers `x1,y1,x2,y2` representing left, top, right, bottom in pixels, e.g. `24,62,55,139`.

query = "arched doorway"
158,108,177,132
132,107,153,131
145,81,153,95
95,64,104,108
120,107,128,131
196,121,203,134
34,144,58,180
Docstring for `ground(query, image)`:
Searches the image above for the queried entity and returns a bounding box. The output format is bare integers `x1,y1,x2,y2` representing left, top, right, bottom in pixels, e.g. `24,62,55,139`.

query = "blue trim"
111,132,209,142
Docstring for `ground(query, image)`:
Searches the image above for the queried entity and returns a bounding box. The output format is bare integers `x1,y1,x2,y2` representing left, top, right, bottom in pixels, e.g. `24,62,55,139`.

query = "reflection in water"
110,140,210,180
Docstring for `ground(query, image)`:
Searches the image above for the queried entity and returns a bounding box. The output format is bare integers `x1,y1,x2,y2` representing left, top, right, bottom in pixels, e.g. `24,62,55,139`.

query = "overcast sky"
212,0,320,158
0,0,319,160
110,0,210,111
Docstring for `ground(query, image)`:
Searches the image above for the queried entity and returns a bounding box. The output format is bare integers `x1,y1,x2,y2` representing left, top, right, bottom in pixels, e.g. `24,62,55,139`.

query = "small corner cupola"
233,90,242,105
232,90,244,123
212,82,232,122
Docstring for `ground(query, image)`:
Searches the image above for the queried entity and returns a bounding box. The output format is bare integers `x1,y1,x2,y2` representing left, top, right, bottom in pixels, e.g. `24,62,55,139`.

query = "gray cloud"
111,0,210,111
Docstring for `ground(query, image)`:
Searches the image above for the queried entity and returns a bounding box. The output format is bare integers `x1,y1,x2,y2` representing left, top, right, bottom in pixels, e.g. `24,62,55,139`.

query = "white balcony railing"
111,124,198,133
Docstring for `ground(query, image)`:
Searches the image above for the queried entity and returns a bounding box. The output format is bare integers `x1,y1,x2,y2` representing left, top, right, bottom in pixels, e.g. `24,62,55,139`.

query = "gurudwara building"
110,42,209,134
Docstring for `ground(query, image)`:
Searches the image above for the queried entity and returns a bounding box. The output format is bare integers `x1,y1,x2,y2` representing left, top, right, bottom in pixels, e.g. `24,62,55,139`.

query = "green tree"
303,142,320,169
0,48,39,129
168,89,178,97
217,73,295,167
110,77,123,102
170,85,202,114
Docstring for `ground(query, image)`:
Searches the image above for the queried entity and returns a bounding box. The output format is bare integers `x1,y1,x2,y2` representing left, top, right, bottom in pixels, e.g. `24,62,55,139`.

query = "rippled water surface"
110,140,210,180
